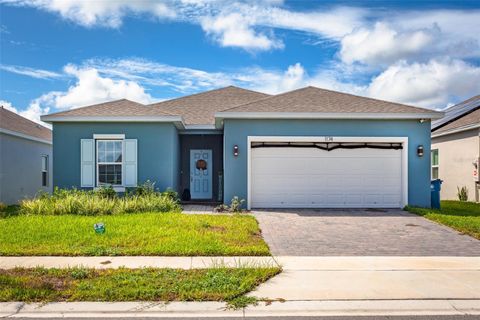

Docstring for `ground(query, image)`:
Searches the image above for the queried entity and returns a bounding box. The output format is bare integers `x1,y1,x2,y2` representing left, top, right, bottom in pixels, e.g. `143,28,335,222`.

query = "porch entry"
190,149,212,199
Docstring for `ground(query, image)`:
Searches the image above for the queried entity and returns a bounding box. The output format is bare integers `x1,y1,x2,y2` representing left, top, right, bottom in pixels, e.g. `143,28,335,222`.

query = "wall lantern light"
233,145,239,157
417,145,424,157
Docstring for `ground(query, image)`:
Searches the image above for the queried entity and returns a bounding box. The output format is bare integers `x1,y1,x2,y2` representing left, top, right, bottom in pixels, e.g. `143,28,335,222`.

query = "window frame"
431,149,439,179
41,155,48,187
96,139,124,187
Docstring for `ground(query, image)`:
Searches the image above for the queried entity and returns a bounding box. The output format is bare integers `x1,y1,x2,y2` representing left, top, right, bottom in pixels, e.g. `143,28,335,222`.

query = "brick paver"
253,209,480,256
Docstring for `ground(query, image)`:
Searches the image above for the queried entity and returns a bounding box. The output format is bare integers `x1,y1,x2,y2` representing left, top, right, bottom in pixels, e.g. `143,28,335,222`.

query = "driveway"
253,209,480,256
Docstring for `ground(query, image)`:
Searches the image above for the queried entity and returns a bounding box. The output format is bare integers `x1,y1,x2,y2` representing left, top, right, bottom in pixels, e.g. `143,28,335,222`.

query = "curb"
1,299,480,318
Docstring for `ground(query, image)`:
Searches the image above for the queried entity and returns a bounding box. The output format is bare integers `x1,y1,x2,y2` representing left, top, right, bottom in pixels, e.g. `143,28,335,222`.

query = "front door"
190,149,212,199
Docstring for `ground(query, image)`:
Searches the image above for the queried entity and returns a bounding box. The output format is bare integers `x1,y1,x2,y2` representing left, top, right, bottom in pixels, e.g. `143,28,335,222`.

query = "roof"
433,106,480,135
0,106,52,142
431,95,480,134
41,86,443,127
43,99,173,118
149,86,270,125
220,86,441,115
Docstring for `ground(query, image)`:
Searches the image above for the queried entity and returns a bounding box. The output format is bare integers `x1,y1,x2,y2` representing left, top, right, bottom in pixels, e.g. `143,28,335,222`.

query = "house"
431,95,480,202
0,106,53,204
41,86,442,209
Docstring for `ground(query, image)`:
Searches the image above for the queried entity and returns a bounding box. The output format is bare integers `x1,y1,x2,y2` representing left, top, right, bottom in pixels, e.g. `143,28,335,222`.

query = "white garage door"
251,146,403,208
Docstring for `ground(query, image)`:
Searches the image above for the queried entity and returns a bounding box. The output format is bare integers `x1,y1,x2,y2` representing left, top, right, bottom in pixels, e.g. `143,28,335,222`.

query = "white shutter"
124,139,137,187
80,139,95,187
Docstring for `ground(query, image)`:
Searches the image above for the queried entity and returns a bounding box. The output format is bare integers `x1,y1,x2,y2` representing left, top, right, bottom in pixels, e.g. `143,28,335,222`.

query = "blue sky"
1,0,479,126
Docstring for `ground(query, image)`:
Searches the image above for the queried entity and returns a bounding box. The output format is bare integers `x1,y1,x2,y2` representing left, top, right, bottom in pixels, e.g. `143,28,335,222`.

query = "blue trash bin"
430,179,443,209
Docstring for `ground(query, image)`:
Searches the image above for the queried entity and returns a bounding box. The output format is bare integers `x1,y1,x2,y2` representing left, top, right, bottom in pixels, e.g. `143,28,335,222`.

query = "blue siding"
223,119,432,208
53,122,179,192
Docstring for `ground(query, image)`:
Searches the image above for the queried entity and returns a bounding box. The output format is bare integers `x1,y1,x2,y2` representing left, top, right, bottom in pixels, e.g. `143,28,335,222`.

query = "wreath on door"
196,159,207,170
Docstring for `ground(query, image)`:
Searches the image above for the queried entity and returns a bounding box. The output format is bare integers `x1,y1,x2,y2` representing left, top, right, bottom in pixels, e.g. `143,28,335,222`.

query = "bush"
19,184,181,216
0,202,7,212
214,197,246,213
457,186,469,201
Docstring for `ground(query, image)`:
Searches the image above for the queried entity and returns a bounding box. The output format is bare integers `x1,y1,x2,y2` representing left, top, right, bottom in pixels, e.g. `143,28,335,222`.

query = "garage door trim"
247,136,409,209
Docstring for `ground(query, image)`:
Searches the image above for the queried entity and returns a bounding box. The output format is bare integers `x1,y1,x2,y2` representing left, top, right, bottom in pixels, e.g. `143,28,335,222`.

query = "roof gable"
43,99,173,118
221,86,440,115
0,107,52,142
148,86,270,125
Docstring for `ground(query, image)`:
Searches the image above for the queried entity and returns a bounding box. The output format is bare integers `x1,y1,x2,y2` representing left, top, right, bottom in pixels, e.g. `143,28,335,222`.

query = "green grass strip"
0,267,280,303
0,213,270,256
405,200,480,240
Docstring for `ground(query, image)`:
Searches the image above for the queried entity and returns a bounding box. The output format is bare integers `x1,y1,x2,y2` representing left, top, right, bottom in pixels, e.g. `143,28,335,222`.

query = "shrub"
457,186,469,201
19,185,181,215
135,180,156,196
0,202,7,212
214,197,246,213
230,196,245,213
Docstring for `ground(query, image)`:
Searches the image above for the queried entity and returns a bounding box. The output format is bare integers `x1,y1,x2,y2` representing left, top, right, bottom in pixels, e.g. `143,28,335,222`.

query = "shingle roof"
149,86,270,125
434,106,480,134
221,86,440,115
43,99,173,118
0,106,52,142
432,95,480,133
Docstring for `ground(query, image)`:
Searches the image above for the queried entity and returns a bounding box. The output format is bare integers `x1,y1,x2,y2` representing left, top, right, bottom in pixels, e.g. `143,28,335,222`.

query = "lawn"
0,213,270,256
405,200,480,240
0,267,280,303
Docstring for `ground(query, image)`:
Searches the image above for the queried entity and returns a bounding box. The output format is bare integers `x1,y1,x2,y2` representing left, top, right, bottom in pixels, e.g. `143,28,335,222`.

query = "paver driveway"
253,209,480,256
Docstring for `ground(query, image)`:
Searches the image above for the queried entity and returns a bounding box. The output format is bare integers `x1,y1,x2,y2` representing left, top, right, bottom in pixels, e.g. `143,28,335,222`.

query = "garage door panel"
251,146,403,208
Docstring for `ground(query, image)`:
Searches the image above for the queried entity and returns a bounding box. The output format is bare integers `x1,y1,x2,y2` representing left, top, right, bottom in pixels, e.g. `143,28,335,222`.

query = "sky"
1,0,480,127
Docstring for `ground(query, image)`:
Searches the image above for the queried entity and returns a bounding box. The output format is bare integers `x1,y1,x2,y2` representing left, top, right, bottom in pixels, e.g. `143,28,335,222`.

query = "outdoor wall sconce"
233,145,239,157
417,145,424,157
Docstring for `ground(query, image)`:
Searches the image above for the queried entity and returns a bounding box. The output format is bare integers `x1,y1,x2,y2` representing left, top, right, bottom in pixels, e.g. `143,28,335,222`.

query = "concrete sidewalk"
1,300,480,318
250,257,480,300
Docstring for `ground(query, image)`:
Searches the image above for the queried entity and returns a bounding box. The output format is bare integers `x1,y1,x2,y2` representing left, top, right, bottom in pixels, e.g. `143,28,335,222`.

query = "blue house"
41,86,443,209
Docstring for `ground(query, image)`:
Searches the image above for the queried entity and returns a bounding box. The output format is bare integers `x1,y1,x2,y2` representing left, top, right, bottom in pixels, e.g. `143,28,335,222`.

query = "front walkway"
254,208,480,256
182,204,216,214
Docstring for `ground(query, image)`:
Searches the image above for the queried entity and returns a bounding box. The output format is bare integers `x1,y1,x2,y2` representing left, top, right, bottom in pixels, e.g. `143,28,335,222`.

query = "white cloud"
6,0,176,28
340,22,435,66
368,59,480,108
200,12,283,51
49,64,154,109
0,64,62,79
0,99,17,112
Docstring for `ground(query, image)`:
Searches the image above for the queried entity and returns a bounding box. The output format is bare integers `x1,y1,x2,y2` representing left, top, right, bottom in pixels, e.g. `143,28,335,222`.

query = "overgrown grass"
405,200,480,239
19,187,180,216
0,267,280,303
0,213,270,256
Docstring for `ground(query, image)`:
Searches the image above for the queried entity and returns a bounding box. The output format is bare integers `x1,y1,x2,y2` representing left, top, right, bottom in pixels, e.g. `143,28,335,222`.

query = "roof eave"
40,115,186,129
214,111,444,128
431,123,480,138
0,128,52,145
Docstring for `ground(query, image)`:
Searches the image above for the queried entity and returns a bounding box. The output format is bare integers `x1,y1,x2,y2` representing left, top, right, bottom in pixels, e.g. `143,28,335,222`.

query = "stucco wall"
432,129,479,201
0,133,53,204
52,122,179,192
223,119,432,208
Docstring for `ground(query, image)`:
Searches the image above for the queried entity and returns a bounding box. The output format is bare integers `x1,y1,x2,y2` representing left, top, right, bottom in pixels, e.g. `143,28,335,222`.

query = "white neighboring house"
0,106,53,204
431,95,480,202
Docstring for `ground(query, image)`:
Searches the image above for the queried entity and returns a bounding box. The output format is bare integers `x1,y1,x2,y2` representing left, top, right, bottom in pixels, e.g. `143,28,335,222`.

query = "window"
41,155,48,187
431,149,439,179
97,140,123,186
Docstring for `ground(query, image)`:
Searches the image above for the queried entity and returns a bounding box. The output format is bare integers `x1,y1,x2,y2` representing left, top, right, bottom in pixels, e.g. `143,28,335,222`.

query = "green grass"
405,200,480,239
0,213,270,256
0,267,280,303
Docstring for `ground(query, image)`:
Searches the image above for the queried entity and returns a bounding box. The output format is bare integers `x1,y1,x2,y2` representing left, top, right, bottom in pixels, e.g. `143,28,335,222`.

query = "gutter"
431,123,480,138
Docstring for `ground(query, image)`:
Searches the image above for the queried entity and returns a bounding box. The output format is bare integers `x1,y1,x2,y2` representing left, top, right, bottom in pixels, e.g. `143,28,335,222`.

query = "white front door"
251,147,402,208
190,149,213,199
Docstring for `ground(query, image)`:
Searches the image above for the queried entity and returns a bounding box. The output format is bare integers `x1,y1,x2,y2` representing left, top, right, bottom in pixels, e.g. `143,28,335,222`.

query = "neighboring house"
431,95,480,202
0,106,53,204
41,86,442,209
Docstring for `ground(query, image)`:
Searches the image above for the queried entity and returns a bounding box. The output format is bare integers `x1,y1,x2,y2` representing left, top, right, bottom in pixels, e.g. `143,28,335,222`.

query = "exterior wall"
52,122,179,192
224,119,432,208
179,134,224,201
432,128,479,201
0,133,53,204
